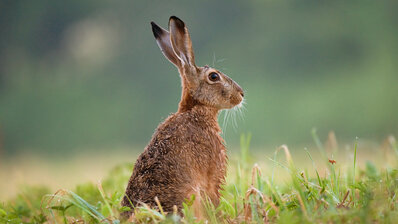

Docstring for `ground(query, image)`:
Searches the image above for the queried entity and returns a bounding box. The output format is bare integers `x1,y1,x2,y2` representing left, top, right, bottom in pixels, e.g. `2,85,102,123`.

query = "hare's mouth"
237,100,244,108
231,96,244,109
236,97,245,109
227,94,244,109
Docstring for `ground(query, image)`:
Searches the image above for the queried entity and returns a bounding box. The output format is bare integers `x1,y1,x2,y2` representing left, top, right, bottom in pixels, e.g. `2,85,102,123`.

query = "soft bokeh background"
0,1,397,197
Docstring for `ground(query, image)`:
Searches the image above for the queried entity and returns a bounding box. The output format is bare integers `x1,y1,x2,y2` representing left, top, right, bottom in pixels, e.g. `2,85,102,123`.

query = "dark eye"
208,72,220,82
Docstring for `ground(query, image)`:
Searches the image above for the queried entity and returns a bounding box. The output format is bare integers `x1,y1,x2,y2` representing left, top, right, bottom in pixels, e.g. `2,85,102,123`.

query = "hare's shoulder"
131,112,209,181
142,111,222,156
156,112,220,142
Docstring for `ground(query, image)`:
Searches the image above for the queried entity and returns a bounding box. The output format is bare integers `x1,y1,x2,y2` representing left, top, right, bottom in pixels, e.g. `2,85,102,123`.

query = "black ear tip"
151,21,163,39
170,15,179,20
169,16,185,28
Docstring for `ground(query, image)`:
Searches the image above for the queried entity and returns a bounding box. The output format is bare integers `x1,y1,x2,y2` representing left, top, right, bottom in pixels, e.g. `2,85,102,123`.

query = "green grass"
1,134,398,223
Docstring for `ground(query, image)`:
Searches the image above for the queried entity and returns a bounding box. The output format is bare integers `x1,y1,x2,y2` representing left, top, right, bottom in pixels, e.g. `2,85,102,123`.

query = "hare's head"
151,16,244,112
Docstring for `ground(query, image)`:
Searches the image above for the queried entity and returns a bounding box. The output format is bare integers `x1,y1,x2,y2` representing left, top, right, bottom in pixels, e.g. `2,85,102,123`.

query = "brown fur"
121,16,244,218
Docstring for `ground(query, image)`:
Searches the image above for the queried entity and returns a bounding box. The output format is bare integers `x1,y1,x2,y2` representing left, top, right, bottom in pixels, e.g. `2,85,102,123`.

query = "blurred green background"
0,0,397,156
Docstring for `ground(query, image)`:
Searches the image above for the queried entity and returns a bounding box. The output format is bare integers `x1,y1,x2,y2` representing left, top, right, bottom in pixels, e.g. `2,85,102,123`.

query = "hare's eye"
208,72,220,82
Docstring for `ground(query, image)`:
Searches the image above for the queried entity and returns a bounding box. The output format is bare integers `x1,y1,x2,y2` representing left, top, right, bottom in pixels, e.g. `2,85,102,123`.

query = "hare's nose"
233,80,244,97
236,85,244,97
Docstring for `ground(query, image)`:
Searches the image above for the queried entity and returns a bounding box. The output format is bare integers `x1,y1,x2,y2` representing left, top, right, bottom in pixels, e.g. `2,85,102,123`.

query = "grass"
1,133,398,223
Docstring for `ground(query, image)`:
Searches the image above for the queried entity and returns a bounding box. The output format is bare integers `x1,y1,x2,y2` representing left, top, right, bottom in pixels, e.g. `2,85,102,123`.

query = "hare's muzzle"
239,89,244,98
235,83,244,98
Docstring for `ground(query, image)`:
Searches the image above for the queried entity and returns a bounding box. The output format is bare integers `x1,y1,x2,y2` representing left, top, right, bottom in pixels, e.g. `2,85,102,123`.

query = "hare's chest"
191,135,227,199
193,131,226,170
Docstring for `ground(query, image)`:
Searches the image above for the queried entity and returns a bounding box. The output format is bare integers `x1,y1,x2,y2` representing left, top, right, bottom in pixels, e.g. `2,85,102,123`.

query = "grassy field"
1,132,398,223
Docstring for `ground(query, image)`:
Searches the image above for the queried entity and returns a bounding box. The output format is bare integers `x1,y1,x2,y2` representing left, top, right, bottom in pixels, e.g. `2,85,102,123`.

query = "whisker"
216,58,226,64
212,52,227,68
212,52,216,67
220,109,230,140
229,106,237,132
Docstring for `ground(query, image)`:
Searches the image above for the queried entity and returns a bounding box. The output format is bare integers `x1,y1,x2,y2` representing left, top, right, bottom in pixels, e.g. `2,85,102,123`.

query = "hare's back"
122,141,192,212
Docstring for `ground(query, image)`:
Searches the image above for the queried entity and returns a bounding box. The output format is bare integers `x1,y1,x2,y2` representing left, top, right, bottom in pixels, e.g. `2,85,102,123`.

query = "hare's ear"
168,16,196,68
151,22,180,67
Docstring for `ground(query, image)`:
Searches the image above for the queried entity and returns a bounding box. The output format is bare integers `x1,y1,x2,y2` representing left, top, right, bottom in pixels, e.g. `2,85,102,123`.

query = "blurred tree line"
0,0,397,155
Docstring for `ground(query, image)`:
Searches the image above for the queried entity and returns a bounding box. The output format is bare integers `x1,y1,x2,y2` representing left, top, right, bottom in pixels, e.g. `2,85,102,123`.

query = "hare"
121,16,244,218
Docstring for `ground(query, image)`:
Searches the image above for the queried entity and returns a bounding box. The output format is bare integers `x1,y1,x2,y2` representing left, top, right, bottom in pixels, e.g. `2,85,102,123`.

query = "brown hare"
121,16,244,218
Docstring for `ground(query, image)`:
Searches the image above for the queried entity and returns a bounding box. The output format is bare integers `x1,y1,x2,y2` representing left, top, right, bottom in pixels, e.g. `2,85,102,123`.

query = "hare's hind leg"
184,186,207,221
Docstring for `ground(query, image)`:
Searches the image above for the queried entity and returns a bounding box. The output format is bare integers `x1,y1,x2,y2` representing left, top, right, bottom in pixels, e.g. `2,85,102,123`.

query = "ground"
1,133,397,223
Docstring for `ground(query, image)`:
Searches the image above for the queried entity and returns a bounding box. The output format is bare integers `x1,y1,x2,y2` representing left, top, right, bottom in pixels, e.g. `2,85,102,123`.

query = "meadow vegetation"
1,132,397,223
